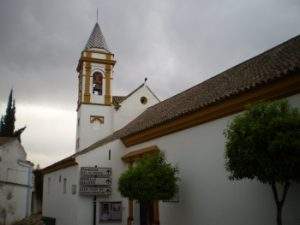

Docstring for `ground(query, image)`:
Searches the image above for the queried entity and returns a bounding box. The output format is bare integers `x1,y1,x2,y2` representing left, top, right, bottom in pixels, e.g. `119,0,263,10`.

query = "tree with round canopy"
118,152,179,224
224,100,300,225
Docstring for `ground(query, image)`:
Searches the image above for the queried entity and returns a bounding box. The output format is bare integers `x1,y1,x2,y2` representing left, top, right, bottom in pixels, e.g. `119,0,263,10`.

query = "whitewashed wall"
42,165,79,225
76,105,113,152
43,94,300,225
43,139,128,225
125,94,300,225
0,139,33,225
76,139,128,225
113,85,159,131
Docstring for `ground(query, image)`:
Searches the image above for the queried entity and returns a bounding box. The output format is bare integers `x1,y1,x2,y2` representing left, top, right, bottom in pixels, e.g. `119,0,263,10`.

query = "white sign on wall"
79,167,112,196
80,177,112,186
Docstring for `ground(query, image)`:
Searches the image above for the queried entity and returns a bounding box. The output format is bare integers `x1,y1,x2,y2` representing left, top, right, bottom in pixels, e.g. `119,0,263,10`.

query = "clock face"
93,72,103,95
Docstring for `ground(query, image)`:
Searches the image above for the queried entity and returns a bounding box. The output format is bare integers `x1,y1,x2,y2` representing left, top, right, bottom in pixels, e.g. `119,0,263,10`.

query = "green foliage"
0,89,16,137
118,152,179,202
224,100,300,184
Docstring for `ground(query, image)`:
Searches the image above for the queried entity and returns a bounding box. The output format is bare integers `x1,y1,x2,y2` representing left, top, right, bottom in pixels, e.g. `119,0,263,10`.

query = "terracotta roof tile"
42,35,300,172
116,35,300,137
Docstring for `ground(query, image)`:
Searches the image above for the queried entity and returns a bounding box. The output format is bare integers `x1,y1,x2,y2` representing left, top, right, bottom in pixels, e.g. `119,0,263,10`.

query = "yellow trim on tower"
78,50,116,105
104,53,112,105
83,52,92,103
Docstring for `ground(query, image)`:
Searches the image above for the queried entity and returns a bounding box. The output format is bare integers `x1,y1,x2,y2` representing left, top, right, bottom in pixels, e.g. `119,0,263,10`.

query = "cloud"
16,103,76,167
0,0,299,167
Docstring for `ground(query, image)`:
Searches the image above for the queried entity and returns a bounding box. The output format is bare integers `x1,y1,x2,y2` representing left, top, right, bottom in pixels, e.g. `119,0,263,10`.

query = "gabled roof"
43,35,300,173
42,155,77,174
42,134,117,174
85,23,109,51
116,35,300,138
112,83,160,109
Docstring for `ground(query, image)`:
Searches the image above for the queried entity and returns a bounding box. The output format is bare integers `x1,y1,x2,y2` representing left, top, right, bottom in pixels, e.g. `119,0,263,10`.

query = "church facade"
42,22,300,225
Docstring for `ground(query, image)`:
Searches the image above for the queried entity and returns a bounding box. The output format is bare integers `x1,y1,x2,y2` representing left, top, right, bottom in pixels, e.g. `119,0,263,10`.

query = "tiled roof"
42,134,116,173
85,23,109,51
42,35,300,173
0,137,15,146
116,35,300,138
41,155,77,174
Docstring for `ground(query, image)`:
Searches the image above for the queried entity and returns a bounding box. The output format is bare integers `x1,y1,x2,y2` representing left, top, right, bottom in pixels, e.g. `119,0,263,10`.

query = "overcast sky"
0,0,299,168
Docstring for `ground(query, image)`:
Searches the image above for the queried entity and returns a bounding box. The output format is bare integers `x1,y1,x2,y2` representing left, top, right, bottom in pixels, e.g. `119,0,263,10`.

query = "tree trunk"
271,182,290,225
276,204,282,225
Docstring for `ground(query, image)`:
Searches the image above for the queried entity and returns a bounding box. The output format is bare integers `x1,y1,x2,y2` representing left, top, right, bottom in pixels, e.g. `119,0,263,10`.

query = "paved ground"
12,214,44,225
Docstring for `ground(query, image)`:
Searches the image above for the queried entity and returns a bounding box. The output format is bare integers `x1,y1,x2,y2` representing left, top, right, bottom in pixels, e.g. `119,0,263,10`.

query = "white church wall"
0,139,33,225
76,139,128,225
76,105,113,152
42,165,79,225
125,93,300,225
113,85,159,131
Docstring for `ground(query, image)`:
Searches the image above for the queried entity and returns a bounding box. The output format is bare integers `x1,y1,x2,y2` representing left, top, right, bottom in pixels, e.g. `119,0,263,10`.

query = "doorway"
139,202,154,225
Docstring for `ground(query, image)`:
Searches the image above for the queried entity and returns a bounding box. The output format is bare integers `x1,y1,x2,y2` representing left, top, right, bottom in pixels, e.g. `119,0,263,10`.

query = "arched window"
93,72,103,95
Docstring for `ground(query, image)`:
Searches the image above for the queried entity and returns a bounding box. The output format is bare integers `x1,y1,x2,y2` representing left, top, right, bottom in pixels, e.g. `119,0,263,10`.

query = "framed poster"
99,202,122,223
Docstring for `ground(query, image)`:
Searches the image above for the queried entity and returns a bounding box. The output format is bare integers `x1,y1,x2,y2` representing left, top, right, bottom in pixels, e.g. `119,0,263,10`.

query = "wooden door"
140,202,154,225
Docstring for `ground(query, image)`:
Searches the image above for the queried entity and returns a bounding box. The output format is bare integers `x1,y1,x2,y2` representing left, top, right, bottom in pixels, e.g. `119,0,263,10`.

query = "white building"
42,22,300,225
0,137,34,225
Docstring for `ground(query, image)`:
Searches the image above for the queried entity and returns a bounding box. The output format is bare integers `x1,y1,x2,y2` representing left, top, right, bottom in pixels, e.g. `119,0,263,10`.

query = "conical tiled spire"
85,23,109,51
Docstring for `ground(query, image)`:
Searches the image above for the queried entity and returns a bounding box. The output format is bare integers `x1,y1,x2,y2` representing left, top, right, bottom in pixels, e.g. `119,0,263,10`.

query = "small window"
77,118,80,127
90,115,104,124
76,138,80,150
63,178,67,194
59,175,61,183
6,191,13,200
72,185,77,195
90,116,104,130
140,96,148,104
47,177,51,194
93,72,103,95
108,149,111,160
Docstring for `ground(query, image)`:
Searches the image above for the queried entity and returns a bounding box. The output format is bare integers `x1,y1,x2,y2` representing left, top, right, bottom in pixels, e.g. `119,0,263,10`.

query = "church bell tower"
75,22,116,152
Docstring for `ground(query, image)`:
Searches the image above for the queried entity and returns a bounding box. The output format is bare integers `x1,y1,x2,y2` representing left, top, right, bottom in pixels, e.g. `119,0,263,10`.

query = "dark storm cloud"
0,0,299,166
1,0,300,104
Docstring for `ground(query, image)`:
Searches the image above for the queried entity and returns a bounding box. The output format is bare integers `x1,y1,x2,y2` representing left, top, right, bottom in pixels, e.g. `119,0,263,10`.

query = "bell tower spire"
75,20,116,152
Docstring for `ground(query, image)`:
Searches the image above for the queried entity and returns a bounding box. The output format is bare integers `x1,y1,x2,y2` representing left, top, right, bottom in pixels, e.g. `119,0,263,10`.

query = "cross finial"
97,8,99,23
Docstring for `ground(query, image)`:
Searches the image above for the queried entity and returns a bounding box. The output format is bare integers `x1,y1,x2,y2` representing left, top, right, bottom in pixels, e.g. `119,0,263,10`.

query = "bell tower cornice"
76,50,116,73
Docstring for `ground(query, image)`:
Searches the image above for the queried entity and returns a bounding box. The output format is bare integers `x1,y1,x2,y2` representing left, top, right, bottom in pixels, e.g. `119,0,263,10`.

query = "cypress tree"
0,116,4,134
0,89,16,137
